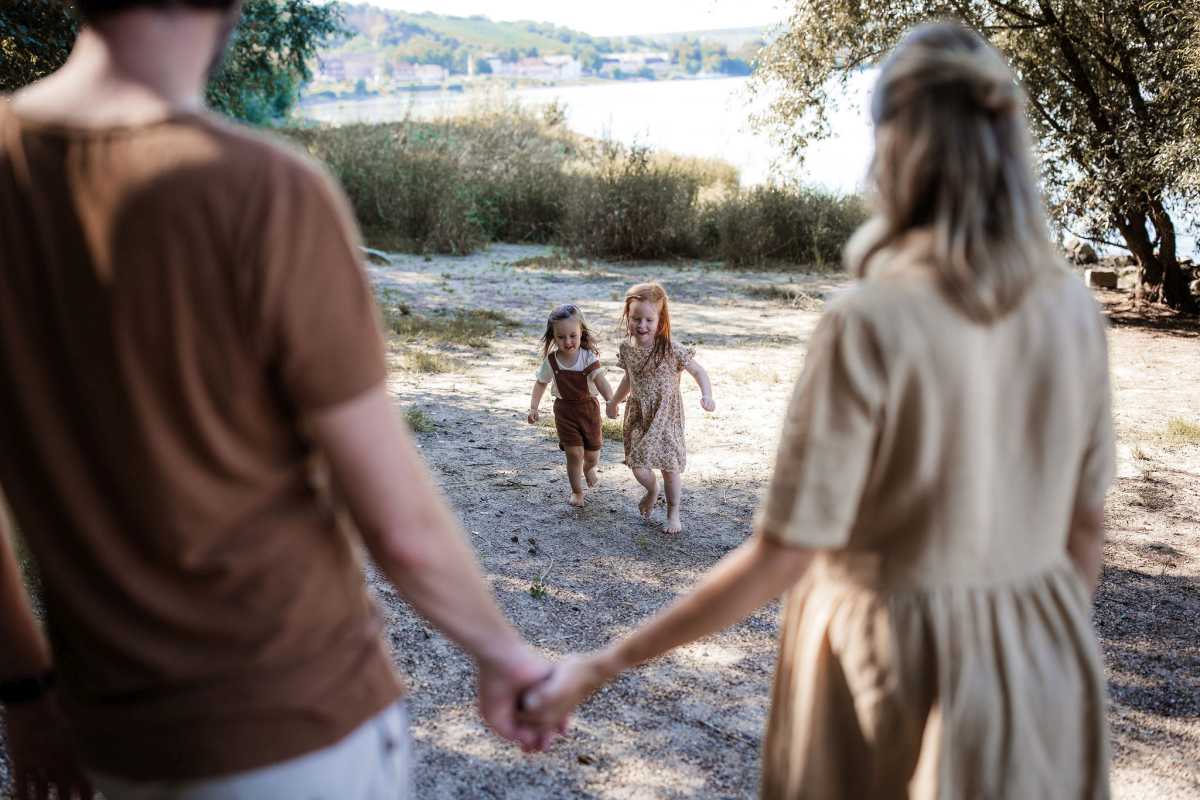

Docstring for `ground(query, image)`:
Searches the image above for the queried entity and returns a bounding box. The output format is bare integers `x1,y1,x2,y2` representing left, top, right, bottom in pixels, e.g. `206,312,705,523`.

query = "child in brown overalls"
528,304,615,507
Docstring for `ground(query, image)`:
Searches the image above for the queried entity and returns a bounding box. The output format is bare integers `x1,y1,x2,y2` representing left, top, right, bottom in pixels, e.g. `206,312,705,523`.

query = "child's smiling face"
628,300,659,347
553,317,582,356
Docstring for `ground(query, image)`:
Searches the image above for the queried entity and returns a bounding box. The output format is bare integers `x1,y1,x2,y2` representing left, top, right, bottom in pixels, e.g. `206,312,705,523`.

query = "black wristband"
0,670,56,705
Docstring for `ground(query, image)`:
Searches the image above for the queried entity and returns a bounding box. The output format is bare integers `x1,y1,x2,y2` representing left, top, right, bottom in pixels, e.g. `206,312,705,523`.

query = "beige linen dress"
756,260,1114,799
617,340,694,472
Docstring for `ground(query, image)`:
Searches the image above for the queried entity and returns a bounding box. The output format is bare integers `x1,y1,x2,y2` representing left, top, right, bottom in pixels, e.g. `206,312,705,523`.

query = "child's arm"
685,359,716,412
607,374,630,419
593,373,615,404
528,381,549,424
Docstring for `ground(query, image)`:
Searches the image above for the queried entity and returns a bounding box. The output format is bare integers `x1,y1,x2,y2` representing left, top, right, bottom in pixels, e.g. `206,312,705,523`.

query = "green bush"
707,185,868,269
560,142,702,260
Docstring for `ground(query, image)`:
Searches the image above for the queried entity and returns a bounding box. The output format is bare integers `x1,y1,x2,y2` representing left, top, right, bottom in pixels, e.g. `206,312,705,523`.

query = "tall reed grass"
281,103,866,267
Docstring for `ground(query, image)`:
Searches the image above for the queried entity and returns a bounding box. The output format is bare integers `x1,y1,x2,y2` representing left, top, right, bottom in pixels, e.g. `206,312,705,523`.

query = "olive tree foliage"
756,1,1200,312
0,0,343,125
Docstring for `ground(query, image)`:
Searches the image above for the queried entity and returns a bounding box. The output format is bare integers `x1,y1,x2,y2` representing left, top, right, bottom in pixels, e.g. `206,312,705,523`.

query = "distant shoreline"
299,73,741,108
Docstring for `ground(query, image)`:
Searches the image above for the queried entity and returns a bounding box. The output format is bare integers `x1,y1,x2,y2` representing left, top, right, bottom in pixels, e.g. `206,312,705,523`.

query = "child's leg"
662,470,682,534
564,446,587,506
632,467,658,518
583,449,600,487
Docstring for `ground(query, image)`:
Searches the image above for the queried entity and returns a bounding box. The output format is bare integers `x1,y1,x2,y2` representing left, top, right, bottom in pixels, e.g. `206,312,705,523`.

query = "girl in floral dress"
607,282,715,534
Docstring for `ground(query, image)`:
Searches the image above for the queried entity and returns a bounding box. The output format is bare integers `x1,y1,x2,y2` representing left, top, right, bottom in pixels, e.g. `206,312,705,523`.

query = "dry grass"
1163,418,1200,445
404,407,437,433
511,253,596,272
731,364,784,385
745,284,826,311
385,305,520,348
404,350,459,374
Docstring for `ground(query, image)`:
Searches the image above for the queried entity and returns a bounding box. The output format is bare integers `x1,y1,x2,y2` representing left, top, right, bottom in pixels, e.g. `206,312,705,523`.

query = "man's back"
0,103,402,780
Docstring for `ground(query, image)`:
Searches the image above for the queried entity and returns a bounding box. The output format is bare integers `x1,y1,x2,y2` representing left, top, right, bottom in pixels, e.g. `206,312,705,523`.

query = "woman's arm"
528,381,549,424
1066,505,1105,595
521,534,813,725
685,359,715,411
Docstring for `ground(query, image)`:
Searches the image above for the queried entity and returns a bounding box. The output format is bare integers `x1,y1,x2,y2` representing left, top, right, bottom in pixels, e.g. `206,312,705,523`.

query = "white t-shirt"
535,349,601,398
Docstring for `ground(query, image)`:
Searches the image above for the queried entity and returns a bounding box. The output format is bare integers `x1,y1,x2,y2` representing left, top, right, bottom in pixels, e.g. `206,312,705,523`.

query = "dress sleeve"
616,344,628,370
1074,310,1115,510
755,306,885,548
673,342,695,372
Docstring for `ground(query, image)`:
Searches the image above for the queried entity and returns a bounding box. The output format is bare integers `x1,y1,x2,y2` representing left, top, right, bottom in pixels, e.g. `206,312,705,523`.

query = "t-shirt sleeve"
673,342,694,372
534,357,553,384
754,306,884,548
253,156,387,412
1075,310,1115,510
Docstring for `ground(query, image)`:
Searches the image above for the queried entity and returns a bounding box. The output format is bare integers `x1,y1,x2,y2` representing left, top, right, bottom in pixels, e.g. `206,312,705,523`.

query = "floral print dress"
617,340,694,472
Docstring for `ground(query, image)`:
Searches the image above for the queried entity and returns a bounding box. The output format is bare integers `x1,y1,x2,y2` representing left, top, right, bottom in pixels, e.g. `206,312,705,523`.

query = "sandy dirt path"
368,245,1199,798
0,246,1193,799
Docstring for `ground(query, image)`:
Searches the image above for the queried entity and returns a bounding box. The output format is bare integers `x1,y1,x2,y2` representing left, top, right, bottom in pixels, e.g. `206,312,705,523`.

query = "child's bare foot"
638,486,659,518
569,492,587,507
664,507,682,535
585,467,599,487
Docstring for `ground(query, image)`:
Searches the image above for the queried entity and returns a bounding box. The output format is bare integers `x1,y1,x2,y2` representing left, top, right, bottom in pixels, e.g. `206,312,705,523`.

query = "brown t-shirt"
0,102,402,780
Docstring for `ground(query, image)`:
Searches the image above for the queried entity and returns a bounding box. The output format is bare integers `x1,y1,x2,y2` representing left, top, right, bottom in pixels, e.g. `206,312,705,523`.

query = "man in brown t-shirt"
0,2,557,797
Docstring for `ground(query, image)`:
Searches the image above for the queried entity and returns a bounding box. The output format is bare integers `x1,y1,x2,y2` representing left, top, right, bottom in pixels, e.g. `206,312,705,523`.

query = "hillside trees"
0,0,343,125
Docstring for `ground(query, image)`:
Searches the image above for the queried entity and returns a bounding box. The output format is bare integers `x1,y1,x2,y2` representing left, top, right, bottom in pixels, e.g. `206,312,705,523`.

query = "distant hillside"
647,27,772,51
310,5,765,90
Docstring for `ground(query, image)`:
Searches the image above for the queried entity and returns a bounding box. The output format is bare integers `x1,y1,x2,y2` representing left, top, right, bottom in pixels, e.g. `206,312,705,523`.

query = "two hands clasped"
492,648,616,753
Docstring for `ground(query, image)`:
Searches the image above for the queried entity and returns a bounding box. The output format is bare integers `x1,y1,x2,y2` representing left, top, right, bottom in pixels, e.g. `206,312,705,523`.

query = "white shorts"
90,702,411,800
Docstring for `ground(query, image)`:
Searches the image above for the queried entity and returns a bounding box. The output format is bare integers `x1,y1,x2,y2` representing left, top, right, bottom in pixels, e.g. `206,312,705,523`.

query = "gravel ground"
1,246,1196,798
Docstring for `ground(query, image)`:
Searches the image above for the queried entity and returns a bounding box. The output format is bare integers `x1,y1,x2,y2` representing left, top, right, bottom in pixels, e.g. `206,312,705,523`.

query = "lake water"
299,75,877,192
300,76,1195,256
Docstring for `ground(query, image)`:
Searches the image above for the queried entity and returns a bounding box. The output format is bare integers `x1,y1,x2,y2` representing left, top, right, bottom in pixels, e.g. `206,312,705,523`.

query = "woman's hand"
700,395,716,413
518,651,615,734
527,408,540,424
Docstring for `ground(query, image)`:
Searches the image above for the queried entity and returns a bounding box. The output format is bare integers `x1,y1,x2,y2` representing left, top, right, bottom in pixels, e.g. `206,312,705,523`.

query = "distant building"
542,54,582,81
340,53,381,82
415,64,448,84
601,51,671,77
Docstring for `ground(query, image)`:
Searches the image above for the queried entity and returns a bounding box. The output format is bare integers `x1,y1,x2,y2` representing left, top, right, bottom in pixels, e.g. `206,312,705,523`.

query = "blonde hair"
848,22,1059,321
541,304,599,358
621,282,673,365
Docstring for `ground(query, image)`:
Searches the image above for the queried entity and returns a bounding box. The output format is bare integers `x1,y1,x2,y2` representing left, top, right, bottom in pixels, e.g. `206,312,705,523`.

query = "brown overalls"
549,353,603,452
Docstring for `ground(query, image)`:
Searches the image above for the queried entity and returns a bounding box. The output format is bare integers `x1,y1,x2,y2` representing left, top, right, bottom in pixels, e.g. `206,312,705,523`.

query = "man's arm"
1,497,94,799
0,509,50,686
308,386,552,750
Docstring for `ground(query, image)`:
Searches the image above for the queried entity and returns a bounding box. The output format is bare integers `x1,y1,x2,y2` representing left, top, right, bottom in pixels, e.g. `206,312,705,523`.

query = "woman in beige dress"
522,23,1114,799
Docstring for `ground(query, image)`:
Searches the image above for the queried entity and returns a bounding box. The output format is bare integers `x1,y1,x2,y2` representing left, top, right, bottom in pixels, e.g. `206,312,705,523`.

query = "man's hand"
477,647,561,753
3,696,94,800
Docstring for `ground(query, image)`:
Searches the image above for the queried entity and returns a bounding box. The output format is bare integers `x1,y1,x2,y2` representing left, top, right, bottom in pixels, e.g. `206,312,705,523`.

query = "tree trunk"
1113,207,1198,314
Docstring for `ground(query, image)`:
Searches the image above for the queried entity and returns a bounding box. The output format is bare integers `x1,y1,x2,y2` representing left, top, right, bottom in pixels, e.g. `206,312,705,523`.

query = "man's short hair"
77,0,240,20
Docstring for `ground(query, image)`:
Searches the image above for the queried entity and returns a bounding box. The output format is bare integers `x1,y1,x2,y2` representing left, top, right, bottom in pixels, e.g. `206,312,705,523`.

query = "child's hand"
606,401,620,419
701,395,716,413
527,409,540,424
